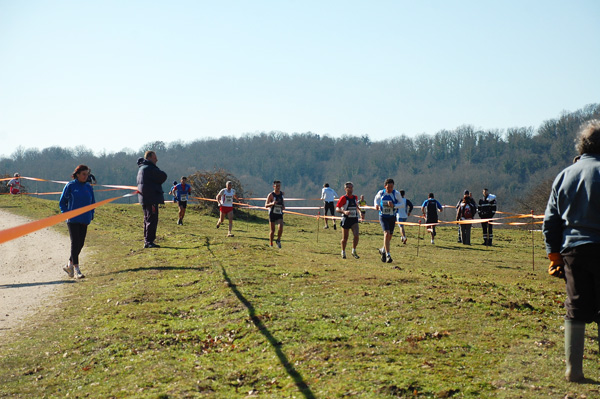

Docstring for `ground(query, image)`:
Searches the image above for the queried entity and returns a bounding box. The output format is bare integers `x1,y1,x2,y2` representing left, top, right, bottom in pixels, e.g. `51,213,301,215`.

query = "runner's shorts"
269,212,283,224
379,215,396,234
341,217,359,230
179,201,188,209
220,205,233,214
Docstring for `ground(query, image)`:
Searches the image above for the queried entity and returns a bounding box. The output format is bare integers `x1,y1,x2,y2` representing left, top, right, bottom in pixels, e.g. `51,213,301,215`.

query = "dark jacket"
137,159,168,205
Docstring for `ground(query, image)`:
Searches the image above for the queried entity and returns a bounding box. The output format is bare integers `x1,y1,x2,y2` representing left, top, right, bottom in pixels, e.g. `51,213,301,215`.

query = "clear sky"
0,0,598,158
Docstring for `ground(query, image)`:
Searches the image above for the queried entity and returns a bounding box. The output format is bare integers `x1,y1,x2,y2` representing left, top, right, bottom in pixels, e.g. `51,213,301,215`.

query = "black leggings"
67,222,88,265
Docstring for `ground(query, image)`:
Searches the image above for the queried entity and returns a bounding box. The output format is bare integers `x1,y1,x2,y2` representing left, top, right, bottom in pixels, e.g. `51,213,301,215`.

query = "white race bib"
382,205,394,215
180,194,188,202
273,205,283,215
347,207,357,218
224,195,234,206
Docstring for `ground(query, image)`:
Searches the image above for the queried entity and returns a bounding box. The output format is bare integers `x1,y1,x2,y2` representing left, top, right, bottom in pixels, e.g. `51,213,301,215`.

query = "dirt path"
0,209,71,336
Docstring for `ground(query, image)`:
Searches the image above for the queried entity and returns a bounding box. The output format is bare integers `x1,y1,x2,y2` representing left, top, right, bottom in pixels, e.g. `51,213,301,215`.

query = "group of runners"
143,176,495,263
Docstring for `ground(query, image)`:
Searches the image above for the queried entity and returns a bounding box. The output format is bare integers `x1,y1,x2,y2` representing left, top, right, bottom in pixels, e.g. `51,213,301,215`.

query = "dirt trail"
0,209,71,336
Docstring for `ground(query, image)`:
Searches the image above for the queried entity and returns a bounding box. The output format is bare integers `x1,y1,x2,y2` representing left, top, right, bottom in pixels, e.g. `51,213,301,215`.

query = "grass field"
0,195,598,398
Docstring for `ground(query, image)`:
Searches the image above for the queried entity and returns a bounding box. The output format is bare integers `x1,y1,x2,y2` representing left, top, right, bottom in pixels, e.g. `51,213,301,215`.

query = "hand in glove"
548,252,565,279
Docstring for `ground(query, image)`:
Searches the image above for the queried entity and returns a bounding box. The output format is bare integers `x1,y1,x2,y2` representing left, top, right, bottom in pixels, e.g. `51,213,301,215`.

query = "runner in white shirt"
321,183,338,230
216,181,239,237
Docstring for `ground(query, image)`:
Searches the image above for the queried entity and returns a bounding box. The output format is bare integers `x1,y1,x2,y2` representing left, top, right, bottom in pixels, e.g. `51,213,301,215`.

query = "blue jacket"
136,159,168,205
543,154,600,253
59,180,95,224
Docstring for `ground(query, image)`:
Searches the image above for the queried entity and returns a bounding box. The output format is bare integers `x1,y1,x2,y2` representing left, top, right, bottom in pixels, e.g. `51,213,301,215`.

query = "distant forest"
2,103,599,215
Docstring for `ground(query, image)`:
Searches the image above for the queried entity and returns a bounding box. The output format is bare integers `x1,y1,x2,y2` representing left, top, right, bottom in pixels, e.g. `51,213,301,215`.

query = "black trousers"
460,224,471,245
564,243,600,323
482,222,493,243
67,222,88,265
143,204,159,244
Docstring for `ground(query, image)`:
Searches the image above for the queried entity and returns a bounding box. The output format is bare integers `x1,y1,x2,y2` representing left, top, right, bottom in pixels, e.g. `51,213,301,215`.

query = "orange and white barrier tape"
0,192,137,245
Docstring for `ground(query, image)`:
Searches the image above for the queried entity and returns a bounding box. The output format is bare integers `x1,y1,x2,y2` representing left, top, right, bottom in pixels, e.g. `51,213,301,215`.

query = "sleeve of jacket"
90,185,96,220
543,178,564,254
406,199,414,214
59,183,71,213
154,167,168,185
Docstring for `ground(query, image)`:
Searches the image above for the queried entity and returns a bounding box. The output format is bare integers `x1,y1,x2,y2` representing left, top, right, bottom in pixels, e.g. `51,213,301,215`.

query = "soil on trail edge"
0,208,72,337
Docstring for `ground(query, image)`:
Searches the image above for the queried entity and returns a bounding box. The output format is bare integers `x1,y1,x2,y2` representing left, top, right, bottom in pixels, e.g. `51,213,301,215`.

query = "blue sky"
0,0,598,158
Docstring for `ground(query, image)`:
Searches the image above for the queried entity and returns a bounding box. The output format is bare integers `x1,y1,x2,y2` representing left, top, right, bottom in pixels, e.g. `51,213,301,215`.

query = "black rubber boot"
565,319,585,382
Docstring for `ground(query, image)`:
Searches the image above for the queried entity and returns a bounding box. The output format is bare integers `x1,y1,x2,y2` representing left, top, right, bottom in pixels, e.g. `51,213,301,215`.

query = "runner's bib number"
273,205,283,215
347,207,357,218
180,194,188,202
382,205,394,215
224,195,233,206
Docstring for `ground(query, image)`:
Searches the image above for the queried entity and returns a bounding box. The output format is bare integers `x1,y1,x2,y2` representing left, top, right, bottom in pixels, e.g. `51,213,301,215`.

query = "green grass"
1,195,598,398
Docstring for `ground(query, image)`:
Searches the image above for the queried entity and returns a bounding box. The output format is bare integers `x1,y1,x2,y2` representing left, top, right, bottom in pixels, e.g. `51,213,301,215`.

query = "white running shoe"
341,251,346,259
402,236,407,244
63,263,74,278
276,240,281,249
352,251,360,259
74,266,85,279
431,239,435,245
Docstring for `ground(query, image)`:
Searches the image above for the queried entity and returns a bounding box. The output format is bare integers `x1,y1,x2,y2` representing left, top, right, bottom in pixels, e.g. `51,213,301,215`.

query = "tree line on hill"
1,103,599,216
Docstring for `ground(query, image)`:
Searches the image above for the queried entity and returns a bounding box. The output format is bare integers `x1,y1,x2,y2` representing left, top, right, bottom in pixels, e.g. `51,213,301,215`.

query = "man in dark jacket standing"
137,151,168,248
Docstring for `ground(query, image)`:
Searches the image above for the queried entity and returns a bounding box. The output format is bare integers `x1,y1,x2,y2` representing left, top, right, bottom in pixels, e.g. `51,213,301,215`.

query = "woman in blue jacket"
59,165,95,279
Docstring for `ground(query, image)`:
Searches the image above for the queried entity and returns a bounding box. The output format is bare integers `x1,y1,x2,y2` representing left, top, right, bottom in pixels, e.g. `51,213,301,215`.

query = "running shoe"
341,251,346,259
216,222,221,229
276,240,281,249
379,248,386,262
386,254,393,263
74,266,85,279
227,233,234,237
402,236,407,245
431,239,435,245
324,225,329,229
146,242,161,248
333,224,337,230
63,263,74,278
352,252,360,259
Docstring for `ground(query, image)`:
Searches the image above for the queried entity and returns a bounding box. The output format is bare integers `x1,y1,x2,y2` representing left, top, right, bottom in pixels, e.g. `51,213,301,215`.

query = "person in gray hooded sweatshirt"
543,119,600,382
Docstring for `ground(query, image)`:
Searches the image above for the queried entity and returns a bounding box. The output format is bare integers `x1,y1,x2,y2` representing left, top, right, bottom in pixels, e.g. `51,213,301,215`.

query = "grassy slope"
0,196,598,399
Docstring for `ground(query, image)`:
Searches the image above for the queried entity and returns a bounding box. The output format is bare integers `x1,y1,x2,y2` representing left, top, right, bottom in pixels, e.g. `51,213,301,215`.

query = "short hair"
273,180,281,185
345,181,353,188
400,190,405,196
428,192,435,198
483,188,488,191
72,164,89,179
323,183,329,188
384,178,394,186
226,180,232,186
181,176,187,180
576,120,600,155
144,150,156,160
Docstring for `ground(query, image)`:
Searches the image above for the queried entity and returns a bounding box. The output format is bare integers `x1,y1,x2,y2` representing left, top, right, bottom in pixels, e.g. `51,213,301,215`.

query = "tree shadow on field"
112,265,210,275
0,280,76,289
202,237,316,399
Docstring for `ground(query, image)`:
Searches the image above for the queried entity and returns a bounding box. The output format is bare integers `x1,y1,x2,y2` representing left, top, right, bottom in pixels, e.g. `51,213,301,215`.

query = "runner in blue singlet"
373,178,401,263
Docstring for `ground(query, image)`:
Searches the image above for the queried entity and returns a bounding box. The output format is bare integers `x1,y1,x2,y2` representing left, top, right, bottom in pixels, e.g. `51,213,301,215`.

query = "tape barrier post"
531,210,535,271
316,211,320,243
417,220,422,257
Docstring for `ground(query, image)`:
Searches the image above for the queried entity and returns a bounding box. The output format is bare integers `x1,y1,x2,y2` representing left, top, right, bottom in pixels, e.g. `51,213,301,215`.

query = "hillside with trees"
1,103,598,214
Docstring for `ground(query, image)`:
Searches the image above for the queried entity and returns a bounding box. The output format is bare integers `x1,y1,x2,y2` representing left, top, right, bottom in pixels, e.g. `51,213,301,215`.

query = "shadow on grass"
0,280,76,289
203,237,316,399
113,266,210,274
